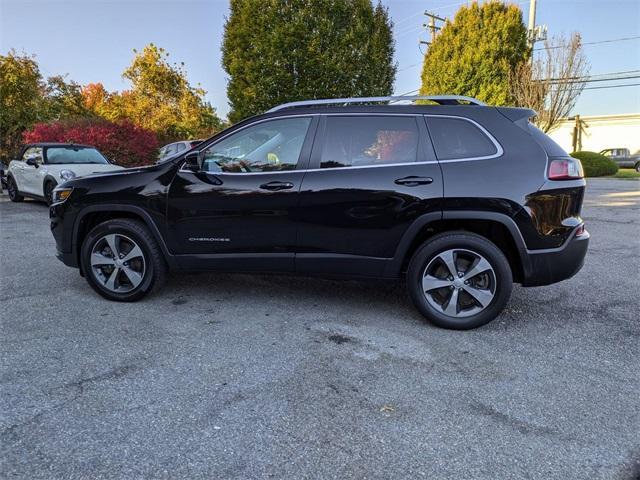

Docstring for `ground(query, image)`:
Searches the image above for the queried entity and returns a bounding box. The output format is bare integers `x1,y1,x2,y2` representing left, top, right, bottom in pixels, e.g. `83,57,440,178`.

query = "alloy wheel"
90,233,146,293
8,178,17,199
422,248,496,318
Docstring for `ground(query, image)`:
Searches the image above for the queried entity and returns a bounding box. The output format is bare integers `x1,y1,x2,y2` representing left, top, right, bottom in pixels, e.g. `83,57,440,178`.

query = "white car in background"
157,139,204,162
6,143,124,205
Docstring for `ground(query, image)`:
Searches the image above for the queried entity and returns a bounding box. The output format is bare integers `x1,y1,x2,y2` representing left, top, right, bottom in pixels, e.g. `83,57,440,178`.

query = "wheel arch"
43,175,58,195
387,211,532,283
73,205,174,270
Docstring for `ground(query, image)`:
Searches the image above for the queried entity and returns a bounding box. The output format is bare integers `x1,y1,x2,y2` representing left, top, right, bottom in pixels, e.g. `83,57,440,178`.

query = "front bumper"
50,201,79,268
521,228,590,287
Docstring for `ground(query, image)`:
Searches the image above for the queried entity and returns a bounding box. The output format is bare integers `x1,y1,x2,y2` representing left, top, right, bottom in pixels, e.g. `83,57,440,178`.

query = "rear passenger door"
296,114,443,276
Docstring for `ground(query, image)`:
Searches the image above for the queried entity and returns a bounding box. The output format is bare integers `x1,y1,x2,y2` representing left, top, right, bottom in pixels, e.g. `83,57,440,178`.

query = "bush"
570,151,618,177
23,118,159,167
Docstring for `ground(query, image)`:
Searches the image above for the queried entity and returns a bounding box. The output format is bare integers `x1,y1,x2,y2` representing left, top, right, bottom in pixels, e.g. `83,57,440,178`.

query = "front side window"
201,117,311,173
22,147,43,164
45,147,109,165
427,117,498,160
176,143,187,152
320,116,419,169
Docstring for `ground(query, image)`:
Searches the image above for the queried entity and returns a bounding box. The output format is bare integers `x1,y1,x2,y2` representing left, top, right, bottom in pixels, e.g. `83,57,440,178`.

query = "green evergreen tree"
222,0,396,123
419,1,529,106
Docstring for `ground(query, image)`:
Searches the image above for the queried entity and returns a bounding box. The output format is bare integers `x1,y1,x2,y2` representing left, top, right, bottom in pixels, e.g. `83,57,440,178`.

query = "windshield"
46,147,109,165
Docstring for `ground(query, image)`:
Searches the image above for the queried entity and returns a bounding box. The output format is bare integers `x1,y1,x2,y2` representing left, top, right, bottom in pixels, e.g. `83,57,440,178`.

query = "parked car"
49,96,589,330
6,143,124,205
157,140,204,162
599,148,640,171
0,161,7,193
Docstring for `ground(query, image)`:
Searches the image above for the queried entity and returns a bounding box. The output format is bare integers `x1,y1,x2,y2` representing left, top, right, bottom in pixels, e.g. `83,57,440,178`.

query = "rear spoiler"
496,107,537,132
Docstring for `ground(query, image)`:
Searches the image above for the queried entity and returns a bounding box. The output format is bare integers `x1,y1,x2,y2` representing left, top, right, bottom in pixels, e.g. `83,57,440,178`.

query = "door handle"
259,181,294,191
394,176,433,187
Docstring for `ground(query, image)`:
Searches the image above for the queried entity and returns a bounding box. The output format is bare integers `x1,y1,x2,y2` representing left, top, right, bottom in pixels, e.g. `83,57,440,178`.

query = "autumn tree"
41,75,91,121
420,2,529,105
0,51,95,159
222,0,396,123
0,51,45,160
108,44,224,141
510,33,589,132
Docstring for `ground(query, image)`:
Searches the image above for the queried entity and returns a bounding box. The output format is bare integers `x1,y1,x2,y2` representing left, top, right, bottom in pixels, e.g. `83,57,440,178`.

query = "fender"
72,204,178,269
384,210,533,278
384,211,441,276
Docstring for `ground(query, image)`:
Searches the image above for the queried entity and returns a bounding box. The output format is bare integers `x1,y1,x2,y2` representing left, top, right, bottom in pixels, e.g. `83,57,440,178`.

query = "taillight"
548,158,584,180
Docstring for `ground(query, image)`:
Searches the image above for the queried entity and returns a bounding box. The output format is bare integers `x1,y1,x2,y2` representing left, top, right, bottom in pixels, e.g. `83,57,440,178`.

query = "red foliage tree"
23,118,159,167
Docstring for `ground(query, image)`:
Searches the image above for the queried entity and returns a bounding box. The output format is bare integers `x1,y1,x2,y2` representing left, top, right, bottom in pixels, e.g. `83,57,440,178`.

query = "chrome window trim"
179,112,503,174
423,114,504,162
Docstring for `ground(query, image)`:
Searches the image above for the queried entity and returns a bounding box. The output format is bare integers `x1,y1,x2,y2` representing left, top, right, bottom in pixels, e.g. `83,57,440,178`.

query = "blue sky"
1,0,638,119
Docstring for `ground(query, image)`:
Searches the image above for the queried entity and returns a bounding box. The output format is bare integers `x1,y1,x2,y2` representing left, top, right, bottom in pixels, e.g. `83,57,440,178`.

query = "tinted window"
201,117,311,173
176,143,187,152
46,147,108,164
320,116,419,169
427,117,497,160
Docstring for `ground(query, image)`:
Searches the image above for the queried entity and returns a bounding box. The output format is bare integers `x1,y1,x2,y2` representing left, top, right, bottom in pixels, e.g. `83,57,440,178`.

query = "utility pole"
420,12,446,48
527,0,547,60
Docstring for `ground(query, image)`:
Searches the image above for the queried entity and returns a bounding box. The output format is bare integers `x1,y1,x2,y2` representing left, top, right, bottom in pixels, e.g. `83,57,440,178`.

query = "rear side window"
320,116,419,168
426,117,497,160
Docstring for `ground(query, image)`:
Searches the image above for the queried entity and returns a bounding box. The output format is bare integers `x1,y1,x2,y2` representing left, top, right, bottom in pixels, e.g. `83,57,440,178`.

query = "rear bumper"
521,228,589,287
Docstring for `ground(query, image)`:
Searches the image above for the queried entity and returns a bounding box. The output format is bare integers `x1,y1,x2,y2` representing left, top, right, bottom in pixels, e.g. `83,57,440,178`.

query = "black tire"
635,162,640,173
7,176,24,202
407,231,513,330
44,180,56,205
81,219,167,301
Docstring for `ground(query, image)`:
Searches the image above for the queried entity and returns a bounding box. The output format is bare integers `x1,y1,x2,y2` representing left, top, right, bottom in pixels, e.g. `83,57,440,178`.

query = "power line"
535,35,640,50
562,83,640,91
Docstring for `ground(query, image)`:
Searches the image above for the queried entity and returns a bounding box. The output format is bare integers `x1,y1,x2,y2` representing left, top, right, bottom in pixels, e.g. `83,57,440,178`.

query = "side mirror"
26,158,39,167
183,151,201,171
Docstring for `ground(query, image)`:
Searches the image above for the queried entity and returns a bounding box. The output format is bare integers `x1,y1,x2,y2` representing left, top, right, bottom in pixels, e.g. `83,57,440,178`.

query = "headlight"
59,170,76,181
52,187,74,204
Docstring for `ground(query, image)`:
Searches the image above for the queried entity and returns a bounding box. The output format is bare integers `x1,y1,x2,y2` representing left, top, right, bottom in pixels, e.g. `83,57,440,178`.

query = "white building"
547,113,640,154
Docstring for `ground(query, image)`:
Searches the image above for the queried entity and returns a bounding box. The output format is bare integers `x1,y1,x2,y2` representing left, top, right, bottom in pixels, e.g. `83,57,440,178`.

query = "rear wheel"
7,176,24,202
635,162,640,173
81,219,167,301
407,231,512,330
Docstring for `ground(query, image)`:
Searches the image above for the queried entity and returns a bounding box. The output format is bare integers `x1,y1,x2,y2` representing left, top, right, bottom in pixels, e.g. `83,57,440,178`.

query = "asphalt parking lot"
1,178,639,480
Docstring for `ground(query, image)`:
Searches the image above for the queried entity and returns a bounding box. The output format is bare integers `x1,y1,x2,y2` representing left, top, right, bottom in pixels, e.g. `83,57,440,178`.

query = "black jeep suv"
50,96,589,329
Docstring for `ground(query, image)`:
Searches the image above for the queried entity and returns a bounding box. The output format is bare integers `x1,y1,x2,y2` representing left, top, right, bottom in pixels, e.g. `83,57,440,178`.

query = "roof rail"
266,95,487,113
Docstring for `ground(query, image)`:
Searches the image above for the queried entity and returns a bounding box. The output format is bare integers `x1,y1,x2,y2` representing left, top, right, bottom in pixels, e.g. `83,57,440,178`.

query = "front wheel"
407,232,513,330
81,219,167,301
44,181,57,205
7,177,24,202
635,162,640,173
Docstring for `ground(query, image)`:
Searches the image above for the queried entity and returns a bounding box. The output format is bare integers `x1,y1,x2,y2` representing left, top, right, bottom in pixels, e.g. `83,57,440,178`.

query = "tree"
510,33,589,132
23,118,159,167
107,44,224,141
41,75,91,121
419,2,529,106
222,0,396,123
0,51,45,160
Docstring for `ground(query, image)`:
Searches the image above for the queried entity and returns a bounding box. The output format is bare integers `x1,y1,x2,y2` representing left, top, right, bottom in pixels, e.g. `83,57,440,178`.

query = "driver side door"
167,115,318,272
19,147,44,195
